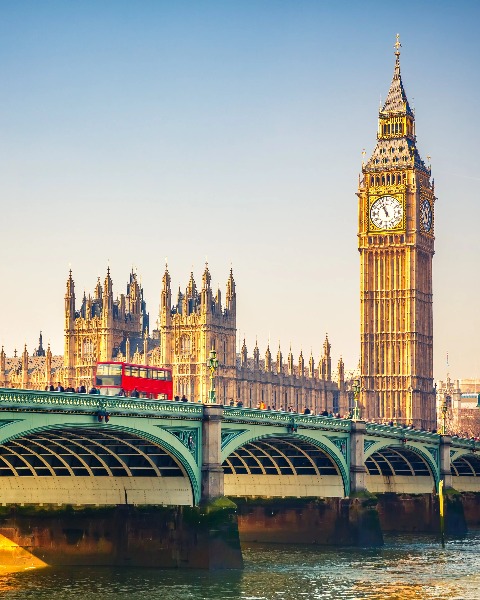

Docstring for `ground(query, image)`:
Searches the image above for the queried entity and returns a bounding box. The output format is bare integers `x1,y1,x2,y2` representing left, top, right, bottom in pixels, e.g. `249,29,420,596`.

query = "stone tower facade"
64,269,150,387
154,264,347,412
357,37,436,429
154,263,237,403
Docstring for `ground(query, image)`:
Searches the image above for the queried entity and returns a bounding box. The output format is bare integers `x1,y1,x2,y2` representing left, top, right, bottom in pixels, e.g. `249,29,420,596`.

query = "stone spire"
287,345,294,376
35,331,45,357
226,268,236,313
381,34,414,117
298,350,304,378
265,344,272,373
65,270,75,323
337,356,345,391
161,263,172,317
241,338,248,368
45,343,52,383
0,346,6,382
253,338,260,370
276,343,283,374
309,351,315,378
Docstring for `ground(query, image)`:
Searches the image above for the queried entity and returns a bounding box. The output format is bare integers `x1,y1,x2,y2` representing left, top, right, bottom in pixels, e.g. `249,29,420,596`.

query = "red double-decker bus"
95,362,173,399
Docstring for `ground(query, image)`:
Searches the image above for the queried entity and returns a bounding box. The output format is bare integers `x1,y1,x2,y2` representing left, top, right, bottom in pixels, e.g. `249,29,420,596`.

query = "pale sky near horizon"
0,1,479,380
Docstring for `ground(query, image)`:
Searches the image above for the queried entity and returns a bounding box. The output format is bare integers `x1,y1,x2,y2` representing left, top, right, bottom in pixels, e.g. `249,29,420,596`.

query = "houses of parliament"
0,265,347,414
0,38,437,428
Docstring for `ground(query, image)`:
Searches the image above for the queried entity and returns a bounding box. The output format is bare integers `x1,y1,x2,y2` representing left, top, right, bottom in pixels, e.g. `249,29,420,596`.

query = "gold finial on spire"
394,33,401,60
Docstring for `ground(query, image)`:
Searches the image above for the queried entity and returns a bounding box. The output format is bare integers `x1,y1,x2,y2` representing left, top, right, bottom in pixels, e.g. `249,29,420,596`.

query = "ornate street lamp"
352,379,361,421
207,348,219,404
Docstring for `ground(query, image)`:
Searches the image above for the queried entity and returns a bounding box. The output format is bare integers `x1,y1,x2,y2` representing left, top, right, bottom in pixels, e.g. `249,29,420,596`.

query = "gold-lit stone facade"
358,38,436,429
1,266,348,415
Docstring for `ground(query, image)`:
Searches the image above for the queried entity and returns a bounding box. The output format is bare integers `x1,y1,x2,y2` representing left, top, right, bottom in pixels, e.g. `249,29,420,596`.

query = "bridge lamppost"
207,348,219,404
352,379,361,421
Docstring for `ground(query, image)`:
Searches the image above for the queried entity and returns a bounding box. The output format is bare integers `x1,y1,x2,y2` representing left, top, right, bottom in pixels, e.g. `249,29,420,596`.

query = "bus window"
130,366,139,377
124,366,132,377
165,371,172,381
96,363,122,387
139,368,148,378
157,370,165,380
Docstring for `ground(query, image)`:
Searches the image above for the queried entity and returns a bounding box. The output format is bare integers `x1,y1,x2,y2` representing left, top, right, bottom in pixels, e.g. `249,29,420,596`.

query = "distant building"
436,375,480,437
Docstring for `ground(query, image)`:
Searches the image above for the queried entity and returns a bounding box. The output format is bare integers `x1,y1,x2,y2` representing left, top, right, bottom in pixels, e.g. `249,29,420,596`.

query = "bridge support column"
201,405,224,503
439,435,452,489
349,420,367,494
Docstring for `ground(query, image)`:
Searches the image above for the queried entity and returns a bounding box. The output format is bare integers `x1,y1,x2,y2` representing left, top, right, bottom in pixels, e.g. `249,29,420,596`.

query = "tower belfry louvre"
358,36,436,429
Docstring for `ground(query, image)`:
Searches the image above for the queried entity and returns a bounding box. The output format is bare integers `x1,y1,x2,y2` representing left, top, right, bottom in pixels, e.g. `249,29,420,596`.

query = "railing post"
439,435,452,490
349,420,367,495
201,404,224,503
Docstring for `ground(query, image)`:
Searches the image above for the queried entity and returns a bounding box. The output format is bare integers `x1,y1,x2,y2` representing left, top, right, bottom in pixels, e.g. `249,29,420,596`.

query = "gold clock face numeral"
370,195,403,230
421,199,432,232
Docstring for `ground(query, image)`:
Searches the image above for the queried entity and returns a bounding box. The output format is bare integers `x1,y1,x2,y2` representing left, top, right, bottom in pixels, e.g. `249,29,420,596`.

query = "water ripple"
0,532,479,599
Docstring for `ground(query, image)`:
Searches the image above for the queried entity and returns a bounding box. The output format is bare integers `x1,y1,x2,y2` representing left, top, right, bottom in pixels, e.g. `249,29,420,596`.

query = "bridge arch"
222,432,349,498
364,442,438,494
0,422,201,506
451,452,480,492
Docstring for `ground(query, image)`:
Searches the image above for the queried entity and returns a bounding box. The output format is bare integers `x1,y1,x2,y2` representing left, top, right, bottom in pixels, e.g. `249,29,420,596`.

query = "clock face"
421,199,432,232
370,195,403,230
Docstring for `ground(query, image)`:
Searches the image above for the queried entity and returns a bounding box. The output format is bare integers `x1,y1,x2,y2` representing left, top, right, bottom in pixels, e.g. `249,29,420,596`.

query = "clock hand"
383,206,389,217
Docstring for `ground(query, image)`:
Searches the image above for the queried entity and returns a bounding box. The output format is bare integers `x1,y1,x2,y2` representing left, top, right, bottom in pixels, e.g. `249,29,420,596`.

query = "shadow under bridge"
222,436,345,498
0,426,194,506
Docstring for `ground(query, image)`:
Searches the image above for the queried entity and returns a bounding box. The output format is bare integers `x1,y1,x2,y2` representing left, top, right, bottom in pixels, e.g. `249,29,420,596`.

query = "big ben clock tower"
358,36,436,429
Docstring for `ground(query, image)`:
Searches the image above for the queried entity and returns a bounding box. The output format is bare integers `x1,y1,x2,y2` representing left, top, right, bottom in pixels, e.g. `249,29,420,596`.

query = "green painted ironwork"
0,388,479,506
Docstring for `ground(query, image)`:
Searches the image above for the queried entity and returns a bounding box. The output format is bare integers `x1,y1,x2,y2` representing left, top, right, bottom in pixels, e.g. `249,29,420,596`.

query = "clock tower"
358,36,436,429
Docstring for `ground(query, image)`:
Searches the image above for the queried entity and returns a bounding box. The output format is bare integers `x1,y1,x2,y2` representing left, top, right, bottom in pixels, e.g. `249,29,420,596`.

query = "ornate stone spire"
381,34,414,117
253,338,260,370
241,338,248,367
298,350,304,378
265,344,272,373
287,345,294,375
276,343,283,374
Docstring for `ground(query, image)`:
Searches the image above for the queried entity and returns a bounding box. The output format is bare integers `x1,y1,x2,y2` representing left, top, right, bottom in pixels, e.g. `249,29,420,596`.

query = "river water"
1,532,479,600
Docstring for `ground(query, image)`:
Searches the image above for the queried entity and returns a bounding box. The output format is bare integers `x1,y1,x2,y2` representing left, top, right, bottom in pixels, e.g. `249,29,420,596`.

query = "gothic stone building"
1,266,349,415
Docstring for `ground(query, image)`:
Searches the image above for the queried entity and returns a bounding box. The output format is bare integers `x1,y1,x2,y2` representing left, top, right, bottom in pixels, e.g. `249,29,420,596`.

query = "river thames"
1,532,479,600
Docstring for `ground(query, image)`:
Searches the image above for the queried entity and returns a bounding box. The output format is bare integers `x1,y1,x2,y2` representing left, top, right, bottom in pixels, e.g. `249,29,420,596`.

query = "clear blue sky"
0,1,479,379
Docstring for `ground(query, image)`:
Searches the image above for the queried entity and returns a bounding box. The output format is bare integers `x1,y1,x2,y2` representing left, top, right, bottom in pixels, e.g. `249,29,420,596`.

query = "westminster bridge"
0,388,479,507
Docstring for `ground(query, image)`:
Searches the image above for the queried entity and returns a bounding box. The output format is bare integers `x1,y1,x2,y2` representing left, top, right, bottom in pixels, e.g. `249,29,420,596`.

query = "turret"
287,346,294,376
265,345,272,373
226,268,236,314
103,267,113,320
322,334,332,381
309,352,315,378
253,339,260,370
201,263,212,315
22,344,29,388
45,343,52,384
276,344,283,374
94,277,102,301
241,339,248,368
0,346,6,383
298,351,304,378
337,356,345,391
65,270,76,326
160,263,172,323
